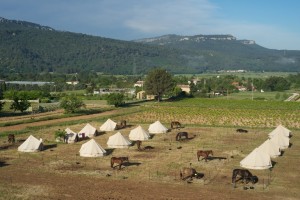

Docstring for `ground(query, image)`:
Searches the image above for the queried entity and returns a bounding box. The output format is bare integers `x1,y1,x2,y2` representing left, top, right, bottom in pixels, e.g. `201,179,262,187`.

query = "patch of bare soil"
0,165,273,200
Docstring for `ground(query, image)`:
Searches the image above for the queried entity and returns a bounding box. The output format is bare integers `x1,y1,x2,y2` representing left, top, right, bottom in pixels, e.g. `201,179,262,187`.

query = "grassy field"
191,71,297,79
0,98,299,199
218,91,292,101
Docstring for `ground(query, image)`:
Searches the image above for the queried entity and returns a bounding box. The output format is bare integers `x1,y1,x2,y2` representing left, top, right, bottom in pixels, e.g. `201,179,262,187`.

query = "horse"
180,167,203,181
176,132,188,141
197,150,213,162
7,134,15,143
136,140,142,151
232,169,258,187
111,157,129,170
116,120,127,130
236,128,248,133
171,121,182,129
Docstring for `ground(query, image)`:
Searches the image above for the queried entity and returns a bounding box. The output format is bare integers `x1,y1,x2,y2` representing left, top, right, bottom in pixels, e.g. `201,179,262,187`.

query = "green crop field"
125,98,300,129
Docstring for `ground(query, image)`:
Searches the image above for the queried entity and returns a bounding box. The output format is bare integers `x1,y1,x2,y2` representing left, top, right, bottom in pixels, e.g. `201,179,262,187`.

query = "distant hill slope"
0,17,299,75
133,34,300,72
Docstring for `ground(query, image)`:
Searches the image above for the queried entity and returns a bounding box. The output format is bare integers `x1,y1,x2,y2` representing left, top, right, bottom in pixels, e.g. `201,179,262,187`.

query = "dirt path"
0,109,119,132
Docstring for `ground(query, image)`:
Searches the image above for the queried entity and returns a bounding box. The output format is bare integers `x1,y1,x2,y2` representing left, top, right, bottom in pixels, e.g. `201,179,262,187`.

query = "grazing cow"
7,134,15,143
180,167,203,181
236,129,248,133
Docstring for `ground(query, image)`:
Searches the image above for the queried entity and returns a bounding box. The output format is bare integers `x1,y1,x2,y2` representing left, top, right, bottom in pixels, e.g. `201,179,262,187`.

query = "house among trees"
66,81,79,85
177,84,190,94
231,81,247,91
136,91,155,100
134,81,144,87
188,79,199,85
136,91,146,99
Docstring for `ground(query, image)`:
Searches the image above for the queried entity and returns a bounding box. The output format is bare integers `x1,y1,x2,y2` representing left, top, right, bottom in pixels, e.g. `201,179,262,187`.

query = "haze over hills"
0,17,299,76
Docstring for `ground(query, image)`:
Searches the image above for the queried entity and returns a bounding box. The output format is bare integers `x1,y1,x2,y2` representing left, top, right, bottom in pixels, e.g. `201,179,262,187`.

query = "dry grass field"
0,101,299,200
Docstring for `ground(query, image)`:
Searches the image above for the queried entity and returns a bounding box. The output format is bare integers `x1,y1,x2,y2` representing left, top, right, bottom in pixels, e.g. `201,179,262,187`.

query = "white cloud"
123,0,217,34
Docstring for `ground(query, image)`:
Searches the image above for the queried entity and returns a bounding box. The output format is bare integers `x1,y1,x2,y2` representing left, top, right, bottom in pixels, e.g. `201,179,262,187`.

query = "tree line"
1,71,300,113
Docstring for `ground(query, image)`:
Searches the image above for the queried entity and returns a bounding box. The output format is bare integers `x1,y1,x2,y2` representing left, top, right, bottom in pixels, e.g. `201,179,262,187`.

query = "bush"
60,95,85,113
54,129,66,141
106,93,125,107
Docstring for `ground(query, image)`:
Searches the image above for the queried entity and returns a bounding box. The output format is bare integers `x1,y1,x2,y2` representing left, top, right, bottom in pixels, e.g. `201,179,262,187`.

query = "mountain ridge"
0,17,299,75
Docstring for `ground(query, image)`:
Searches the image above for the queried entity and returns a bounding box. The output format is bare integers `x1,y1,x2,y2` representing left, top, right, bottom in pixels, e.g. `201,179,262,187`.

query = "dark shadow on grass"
122,162,142,167
271,160,277,168
149,134,155,139
43,144,57,151
105,148,115,156
0,145,10,150
206,156,227,161
0,161,9,167
97,131,106,136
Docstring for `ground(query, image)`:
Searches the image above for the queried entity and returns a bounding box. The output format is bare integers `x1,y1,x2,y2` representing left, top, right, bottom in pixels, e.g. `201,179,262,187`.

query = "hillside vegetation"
0,17,300,75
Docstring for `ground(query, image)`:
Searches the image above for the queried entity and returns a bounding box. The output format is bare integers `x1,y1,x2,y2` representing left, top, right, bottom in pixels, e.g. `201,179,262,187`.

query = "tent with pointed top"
79,139,106,157
240,148,272,170
99,119,117,132
268,125,291,138
65,128,78,143
270,131,290,150
258,139,281,158
79,123,97,138
129,125,150,141
148,121,168,134
107,132,132,148
18,135,43,152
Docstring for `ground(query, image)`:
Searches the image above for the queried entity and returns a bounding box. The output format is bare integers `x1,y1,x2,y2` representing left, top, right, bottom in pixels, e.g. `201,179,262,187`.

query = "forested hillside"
0,17,190,76
1,17,300,76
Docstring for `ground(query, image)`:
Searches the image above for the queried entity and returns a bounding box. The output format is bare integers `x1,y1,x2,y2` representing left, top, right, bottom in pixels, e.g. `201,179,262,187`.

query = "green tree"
264,76,291,91
144,68,175,102
60,95,85,113
10,96,31,113
106,93,125,107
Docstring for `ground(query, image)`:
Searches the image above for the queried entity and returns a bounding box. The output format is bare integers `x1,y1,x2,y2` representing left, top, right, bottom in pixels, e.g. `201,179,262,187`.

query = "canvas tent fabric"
99,119,117,132
18,135,43,152
148,121,168,134
268,125,291,138
270,132,290,150
107,132,132,148
79,123,97,138
129,126,150,141
240,148,272,170
65,128,78,143
258,139,281,158
79,139,106,157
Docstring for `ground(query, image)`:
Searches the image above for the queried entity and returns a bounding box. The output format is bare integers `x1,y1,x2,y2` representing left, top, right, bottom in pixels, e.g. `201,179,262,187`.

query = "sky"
1,0,300,50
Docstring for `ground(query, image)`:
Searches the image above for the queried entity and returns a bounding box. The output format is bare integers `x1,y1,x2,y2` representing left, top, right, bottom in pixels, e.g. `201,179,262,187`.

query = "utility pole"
251,79,254,101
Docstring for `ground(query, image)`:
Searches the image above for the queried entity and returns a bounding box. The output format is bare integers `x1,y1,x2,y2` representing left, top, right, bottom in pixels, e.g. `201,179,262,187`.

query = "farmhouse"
134,80,144,87
177,84,190,94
